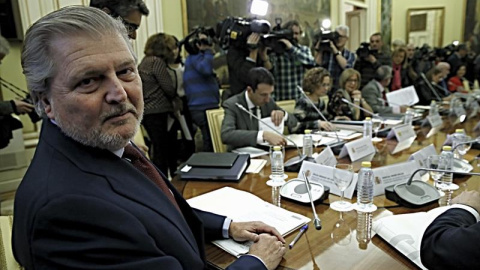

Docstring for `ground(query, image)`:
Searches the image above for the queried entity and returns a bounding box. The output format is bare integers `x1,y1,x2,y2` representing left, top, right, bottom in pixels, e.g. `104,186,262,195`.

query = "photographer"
316,25,356,91
354,33,392,88
446,44,468,80
226,32,272,100
269,20,317,101
184,30,220,152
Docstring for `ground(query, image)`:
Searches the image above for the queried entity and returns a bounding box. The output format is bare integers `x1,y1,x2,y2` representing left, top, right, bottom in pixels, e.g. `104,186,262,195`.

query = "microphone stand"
407,168,480,186
452,137,480,152
302,171,322,230
341,98,381,119
296,86,343,147
235,103,306,171
420,72,442,102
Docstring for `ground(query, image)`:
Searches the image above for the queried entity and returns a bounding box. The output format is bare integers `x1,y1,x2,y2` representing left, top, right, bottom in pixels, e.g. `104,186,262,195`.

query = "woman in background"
294,67,335,133
448,64,468,93
390,46,411,91
328,68,373,120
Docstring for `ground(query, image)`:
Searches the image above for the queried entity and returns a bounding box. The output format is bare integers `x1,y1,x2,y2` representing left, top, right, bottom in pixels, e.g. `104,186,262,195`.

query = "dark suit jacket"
420,208,480,270
221,91,298,150
13,120,264,270
361,79,393,114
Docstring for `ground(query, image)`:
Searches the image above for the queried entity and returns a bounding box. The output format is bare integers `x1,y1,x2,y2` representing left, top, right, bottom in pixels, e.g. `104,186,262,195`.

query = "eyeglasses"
122,20,139,33
320,83,331,88
346,79,358,83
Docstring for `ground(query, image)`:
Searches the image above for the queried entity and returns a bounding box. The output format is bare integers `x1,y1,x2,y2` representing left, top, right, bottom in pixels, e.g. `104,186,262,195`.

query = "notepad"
186,152,238,168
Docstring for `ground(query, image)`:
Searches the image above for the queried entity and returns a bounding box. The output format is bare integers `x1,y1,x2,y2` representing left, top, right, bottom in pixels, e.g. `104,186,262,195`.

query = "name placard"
298,161,357,199
409,144,437,168
372,160,421,196
387,124,416,142
315,146,337,167
390,137,416,154
338,137,376,161
426,114,443,128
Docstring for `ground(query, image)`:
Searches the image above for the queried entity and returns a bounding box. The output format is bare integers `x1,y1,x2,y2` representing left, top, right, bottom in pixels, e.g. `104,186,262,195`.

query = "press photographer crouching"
316,25,356,91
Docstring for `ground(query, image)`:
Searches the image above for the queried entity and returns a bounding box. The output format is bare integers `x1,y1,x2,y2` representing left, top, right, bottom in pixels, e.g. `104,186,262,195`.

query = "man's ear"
101,7,112,15
246,86,254,94
41,95,54,119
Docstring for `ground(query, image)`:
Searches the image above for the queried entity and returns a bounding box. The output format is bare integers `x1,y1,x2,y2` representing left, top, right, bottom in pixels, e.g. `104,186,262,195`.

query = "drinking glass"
331,211,352,245
452,134,472,160
426,155,446,190
330,164,354,211
371,117,383,142
312,134,323,148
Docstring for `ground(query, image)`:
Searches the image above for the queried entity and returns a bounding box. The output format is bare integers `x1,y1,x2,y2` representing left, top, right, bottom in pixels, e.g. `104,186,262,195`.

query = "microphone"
452,137,480,152
341,98,380,118
296,86,343,146
235,103,306,171
302,171,322,230
420,72,442,102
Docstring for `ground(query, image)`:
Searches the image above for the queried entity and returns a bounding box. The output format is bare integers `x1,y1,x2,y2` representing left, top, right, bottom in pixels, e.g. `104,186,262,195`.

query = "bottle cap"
361,161,371,168
431,100,436,104
365,117,371,120
442,145,452,151
273,146,282,151
455,129,465,133
305,129,312,134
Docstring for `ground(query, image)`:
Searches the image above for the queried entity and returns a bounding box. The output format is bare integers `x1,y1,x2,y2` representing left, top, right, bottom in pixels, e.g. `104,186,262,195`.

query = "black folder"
179,154,250,182
186,152,239,168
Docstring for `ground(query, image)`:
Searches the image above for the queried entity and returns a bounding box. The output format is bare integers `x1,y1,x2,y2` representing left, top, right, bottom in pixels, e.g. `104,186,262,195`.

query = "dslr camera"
182,26,217,55
356,42,378,59
313,29,340,51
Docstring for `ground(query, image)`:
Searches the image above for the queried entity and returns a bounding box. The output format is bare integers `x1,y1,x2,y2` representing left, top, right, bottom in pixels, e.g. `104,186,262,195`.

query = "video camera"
0,77,41,123
216,17,294,54
313,29,340,51
182,26,217,55
356,42,378,59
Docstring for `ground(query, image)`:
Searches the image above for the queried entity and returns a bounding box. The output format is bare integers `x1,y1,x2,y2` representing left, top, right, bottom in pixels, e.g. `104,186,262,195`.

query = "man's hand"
229,221,285,243
351,90,362,100
249,234,287,270
14,100,35,114
263,131,286,146
367,54,377,64
247,33,261,49
334,116,351,121
271,110,285,126
452,190,480,213
279,39,293,50
329,41,338,54
319,120,335,131
197,33,213,51
399,106,408,113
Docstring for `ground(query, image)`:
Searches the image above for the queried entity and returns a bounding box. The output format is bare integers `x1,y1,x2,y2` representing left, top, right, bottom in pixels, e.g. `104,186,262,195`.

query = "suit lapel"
239,93,258,130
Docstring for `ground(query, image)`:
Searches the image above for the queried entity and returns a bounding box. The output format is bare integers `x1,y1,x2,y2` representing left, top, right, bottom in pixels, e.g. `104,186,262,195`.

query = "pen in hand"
289,224,308,249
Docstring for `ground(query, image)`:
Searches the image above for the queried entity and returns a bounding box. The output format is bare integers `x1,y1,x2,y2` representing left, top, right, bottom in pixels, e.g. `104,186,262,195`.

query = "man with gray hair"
316,24,356,90
12,6,286,269
90,0,149,39
362,65,406,114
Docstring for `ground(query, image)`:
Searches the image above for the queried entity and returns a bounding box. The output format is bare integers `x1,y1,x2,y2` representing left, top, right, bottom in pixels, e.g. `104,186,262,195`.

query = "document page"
386,86,419,106
187,187,310,257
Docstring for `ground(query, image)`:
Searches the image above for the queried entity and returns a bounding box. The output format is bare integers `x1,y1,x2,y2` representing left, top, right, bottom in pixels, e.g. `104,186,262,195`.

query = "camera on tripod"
182,26,217,55
356,42,378,59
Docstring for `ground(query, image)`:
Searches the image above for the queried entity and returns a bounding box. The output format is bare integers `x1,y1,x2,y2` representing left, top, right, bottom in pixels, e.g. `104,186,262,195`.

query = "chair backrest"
276,99,296,114
206,108,227,153
0,215,23,270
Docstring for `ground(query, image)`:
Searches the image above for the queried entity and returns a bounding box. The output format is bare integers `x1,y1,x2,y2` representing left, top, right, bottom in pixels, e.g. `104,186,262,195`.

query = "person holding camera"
354,33,392,88
184,31,220,152
316,25,356,91
269,20,317,101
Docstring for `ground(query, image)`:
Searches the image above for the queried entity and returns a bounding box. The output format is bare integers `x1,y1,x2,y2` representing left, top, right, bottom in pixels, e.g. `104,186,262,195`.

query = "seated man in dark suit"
13,6,286,270
421,190,480,270
221,67,298,150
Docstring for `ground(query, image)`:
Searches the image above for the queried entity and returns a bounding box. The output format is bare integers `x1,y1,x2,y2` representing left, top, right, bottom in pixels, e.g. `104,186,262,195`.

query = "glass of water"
426,155,446,190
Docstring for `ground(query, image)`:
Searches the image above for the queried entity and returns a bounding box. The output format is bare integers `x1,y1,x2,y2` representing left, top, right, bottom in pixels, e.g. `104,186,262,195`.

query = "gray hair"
0,35,10,56
22,6,135,116
375,65,392,81
335,25,349,37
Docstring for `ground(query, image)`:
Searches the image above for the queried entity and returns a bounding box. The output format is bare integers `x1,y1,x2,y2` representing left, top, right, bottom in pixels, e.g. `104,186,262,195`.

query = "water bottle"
303,129,313,158
451,129,465,159
363,117,372,138
404,108,414,126
270,146,284,181
356,211,373,249
356,161,374,210
429,100,437,116
439,145,454,188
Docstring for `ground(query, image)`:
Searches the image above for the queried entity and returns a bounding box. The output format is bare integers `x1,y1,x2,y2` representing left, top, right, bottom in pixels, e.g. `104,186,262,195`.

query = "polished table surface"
172,115,480,270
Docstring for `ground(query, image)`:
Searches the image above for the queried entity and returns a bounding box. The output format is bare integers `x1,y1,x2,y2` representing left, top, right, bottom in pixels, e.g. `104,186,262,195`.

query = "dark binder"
186,152,239,168
179,154,250,182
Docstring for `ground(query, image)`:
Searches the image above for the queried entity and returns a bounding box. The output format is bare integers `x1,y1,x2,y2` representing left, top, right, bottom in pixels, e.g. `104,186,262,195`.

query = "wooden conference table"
172,115,480,270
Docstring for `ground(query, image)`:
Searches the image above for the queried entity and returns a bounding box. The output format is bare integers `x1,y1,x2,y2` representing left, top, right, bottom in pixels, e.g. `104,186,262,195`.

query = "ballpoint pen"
289,224,308,249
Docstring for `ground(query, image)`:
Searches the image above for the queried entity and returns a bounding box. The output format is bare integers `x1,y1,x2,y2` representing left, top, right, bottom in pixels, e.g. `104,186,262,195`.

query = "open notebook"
187,187,310,257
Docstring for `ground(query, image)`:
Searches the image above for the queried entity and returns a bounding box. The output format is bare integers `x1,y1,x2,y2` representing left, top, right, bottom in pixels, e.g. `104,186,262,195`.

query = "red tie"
123,144,181,212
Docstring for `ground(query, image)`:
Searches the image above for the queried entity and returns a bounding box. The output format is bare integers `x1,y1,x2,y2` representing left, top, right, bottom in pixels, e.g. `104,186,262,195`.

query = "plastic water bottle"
363,117,372,138
356,211,373,249
404,108,414,126
303,129,313,158
271,146,284,181
356,161,374,210
439,145,454,188
429,100,437,116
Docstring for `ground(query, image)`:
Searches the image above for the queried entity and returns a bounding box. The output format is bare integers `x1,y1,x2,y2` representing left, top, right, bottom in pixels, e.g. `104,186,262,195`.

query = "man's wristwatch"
335,51,341,56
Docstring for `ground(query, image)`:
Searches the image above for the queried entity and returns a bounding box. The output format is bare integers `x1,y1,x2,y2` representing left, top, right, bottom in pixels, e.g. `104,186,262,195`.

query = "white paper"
232,146,269,158
258,117,284,135
371,160,421,196
317,129,362,140
282,134,339,147
338,137,376,161
187,187,310,257
387,124,416,142
386,86,419,106
315,146,337,167
298,161,358,199
246,159,267,173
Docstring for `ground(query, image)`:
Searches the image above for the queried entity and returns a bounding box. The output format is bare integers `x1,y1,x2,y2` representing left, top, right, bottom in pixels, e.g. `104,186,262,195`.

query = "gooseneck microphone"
420,72,442,102
407,168,480,186
235,103,306,171
296,85,342,145
452,137,480,152
341,98,380,118
302,171,322,230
